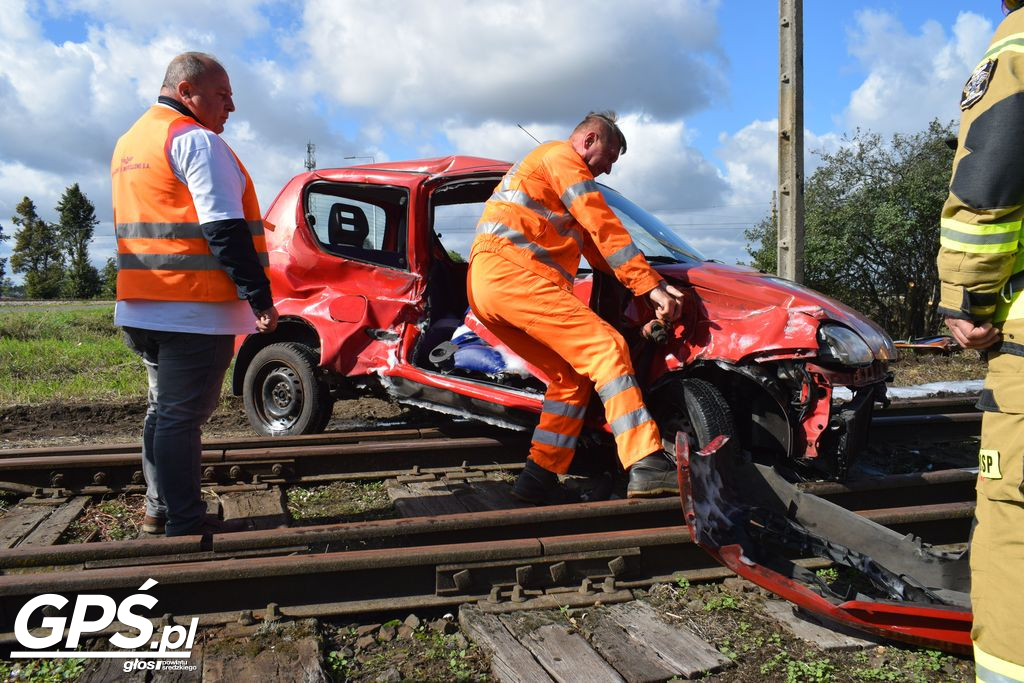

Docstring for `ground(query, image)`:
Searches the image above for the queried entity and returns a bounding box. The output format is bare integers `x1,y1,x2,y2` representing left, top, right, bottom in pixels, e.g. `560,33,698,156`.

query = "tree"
56,184,101,299
100,257,118,299
745,120,955,340
9,197,63,299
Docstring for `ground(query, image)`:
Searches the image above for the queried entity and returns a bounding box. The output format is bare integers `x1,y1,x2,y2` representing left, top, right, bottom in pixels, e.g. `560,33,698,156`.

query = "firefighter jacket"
470,140,663,297
111,104,268,304
938,9,1024,352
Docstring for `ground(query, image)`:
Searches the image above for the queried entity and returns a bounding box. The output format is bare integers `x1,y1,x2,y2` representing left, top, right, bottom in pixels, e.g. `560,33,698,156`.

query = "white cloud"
299,0,724,128
843,10,994,135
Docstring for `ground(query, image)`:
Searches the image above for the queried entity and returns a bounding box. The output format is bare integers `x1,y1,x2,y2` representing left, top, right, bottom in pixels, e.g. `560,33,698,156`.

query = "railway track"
0,395,980,496
0,466,975,646
0,395,980,653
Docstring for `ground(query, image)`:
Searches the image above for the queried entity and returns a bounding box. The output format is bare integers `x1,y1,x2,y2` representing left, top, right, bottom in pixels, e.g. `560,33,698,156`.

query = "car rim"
258,363,305,430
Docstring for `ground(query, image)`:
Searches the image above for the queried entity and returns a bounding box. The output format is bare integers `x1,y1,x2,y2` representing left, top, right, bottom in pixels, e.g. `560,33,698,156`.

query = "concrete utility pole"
778,0,805,283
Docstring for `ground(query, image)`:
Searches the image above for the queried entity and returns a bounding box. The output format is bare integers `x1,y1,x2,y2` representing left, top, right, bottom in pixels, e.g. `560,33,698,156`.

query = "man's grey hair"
572,111,627,155
161,52,223,89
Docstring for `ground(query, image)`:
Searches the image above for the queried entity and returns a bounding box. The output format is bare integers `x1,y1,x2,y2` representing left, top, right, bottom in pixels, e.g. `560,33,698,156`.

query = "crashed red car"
233,155,894,481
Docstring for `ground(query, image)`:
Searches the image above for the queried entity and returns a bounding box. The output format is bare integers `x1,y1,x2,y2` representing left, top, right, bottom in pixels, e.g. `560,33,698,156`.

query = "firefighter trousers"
972,351,1024,680
467,251,662,474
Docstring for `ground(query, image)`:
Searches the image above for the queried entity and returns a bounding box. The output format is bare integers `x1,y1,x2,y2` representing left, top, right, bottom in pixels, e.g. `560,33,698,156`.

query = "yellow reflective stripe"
975,644,1024,682
940,217,1021,237
939,218,1019,253
940,236,1019,254
984,32,1024,61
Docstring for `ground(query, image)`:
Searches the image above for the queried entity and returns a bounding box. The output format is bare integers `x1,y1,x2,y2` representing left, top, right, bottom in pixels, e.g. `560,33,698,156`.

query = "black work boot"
626,450,679,498
511,460,579,505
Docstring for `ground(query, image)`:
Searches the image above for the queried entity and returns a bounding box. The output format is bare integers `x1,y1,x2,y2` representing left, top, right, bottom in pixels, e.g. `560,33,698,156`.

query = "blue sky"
0,1,1006,283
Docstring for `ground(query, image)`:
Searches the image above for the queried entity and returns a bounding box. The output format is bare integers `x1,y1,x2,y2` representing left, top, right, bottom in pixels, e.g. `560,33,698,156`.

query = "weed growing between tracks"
640,579,973,682
286,482,397,525
0,655,84,682
61,493,147,542
324,615,488,681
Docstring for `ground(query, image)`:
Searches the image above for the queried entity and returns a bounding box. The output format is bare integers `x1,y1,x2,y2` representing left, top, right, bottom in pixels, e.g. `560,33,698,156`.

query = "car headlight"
817,324,874,367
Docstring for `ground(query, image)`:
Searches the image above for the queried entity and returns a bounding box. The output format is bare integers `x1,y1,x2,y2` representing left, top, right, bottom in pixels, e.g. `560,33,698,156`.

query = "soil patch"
0,396,414,449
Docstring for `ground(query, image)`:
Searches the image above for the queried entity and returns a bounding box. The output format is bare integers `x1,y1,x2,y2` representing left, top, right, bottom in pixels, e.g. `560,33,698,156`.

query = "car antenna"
517,124,541,144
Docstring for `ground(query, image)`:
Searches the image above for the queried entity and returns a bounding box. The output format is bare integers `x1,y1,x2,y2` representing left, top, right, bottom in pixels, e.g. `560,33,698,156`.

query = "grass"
0,306,144,404
0,305,238,406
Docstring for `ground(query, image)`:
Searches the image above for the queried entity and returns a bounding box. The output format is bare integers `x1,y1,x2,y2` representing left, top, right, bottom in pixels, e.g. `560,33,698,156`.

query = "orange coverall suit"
467,140,664,474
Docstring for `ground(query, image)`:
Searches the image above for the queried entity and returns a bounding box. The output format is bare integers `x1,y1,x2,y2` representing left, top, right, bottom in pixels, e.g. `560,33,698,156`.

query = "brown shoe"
142,515,165,534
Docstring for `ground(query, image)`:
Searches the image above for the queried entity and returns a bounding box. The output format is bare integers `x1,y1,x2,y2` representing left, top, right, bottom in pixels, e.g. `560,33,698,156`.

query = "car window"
304,182,408,270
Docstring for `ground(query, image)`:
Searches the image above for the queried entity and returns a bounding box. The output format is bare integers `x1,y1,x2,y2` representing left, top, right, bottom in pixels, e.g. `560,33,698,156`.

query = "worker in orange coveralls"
467,111,685,504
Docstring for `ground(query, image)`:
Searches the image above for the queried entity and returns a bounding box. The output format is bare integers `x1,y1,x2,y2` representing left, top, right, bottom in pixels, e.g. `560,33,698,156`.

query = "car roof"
312,155,511,181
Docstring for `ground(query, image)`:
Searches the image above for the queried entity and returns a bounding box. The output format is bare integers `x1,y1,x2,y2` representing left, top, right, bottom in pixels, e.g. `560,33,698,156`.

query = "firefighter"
938,1,1024,678
467,111,685,504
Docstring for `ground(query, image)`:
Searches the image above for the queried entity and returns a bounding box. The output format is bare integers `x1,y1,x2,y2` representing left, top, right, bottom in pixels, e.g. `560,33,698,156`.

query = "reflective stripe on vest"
116,220,265,240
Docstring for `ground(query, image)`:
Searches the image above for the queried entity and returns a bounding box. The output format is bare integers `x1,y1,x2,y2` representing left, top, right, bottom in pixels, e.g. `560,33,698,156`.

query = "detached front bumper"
675,433,972,654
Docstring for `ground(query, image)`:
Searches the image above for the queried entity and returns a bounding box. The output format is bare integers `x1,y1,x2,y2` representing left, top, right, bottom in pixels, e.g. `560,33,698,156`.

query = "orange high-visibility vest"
111,105,267,302
471,140,662,296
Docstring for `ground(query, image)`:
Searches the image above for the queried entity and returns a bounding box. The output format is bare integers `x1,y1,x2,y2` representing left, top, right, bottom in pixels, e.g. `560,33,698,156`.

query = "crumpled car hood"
656,262,895,363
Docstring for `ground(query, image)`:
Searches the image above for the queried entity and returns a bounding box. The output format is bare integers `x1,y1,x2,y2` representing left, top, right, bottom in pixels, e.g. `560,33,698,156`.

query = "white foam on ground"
834,379,984,401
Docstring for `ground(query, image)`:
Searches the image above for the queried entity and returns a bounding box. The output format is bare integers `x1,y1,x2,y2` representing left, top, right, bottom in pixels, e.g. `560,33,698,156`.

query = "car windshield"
599,186,705,264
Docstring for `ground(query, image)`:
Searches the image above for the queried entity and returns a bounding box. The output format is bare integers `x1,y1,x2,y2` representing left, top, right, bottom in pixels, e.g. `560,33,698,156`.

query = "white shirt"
115,103,257,335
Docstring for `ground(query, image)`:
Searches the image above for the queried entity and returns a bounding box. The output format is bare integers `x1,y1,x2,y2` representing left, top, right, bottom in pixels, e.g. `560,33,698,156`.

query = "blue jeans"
123,328,234,535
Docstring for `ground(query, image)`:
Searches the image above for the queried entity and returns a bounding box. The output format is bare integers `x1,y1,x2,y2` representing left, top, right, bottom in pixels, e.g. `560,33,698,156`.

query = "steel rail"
0,398,981,495
0,431,530,494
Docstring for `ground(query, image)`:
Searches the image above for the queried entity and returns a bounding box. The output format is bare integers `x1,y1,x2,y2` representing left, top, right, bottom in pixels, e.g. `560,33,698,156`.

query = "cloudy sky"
0,0,1005,281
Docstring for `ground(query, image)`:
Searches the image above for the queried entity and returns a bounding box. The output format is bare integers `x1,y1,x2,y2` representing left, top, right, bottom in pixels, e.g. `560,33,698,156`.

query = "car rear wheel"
243,342,331,436
652,377,736,454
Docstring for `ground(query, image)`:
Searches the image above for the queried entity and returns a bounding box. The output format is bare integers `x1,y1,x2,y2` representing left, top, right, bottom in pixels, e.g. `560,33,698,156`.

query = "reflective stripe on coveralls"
975,643,1024,682
111,104,267,302
467,251,661,474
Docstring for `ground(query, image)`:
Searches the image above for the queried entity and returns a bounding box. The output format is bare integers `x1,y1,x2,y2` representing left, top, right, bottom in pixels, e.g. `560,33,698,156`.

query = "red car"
234,156,895,479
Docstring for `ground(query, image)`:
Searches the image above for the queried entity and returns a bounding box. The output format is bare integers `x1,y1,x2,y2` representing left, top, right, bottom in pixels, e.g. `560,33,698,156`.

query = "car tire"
243,342,330,436
652,377,735,454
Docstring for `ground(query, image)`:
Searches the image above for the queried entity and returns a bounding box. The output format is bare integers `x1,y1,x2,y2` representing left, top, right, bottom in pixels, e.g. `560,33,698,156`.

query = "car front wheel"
652,377,736,455
243,342,332,436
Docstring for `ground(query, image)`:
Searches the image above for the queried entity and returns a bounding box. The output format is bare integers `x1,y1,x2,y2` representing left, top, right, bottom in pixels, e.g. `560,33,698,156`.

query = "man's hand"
256,306,279,333
648,283,685,323
945,316,1000,350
